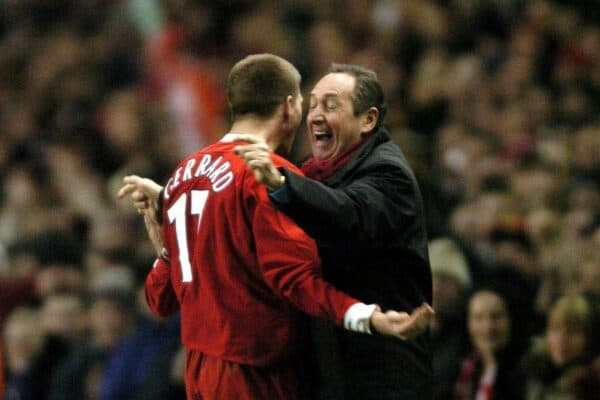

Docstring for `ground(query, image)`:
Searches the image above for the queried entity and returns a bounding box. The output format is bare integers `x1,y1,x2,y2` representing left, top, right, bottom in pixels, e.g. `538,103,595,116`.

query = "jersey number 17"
167,190,209,282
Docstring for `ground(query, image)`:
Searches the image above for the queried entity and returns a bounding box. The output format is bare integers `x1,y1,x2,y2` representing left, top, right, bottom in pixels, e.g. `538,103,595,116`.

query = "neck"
230,117,290,156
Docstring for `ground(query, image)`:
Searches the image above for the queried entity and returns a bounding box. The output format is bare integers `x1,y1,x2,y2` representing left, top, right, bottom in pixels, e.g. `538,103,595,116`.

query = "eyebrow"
310,92,341,100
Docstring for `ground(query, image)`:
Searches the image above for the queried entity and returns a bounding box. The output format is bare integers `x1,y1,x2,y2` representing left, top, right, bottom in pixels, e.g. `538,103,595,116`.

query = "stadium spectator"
522,295,599,400
49,292,135,400
3,307,57,400
428,238,472,399
451,288,527,400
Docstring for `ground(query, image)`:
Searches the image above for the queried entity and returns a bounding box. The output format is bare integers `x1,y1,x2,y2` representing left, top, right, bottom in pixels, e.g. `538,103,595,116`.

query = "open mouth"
314,131,333,141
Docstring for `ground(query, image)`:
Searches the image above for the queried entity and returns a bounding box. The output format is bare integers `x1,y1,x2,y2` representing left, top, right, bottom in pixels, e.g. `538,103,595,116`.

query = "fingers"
118,184,149,212
229,134,266,145
131,189,151,212
118,175,163,206
399,304,435,339
234,145,280,188
420,302,435,314
119,184,152,213
117,175,146,199
131,189,148,202
236,149,272,164
252,168,264,182
379,303,435,341
123,175,144,185
247,159,272,171
413,303,435,322
383,311,411,323
117,182,137,199
233,143,270,157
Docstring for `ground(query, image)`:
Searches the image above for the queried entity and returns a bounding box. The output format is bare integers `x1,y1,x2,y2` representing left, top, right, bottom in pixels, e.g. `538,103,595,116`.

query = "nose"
307,100,325,118
308,109,325,124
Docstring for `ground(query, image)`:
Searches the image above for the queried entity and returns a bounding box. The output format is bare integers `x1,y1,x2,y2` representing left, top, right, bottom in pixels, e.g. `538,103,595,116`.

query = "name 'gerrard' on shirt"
164,153,234,200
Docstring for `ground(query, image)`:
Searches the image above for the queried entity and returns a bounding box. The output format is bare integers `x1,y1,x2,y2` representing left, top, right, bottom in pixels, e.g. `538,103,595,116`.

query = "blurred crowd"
0,1,598,399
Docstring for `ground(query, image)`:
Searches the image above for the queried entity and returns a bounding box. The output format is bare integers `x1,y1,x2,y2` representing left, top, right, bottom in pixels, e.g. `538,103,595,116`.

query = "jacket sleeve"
145,258,180,317
271,162,417,246
249,179,359,325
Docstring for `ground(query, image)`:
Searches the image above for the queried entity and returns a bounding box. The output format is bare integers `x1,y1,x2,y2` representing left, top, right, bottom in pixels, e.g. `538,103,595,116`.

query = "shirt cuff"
343,303,377,334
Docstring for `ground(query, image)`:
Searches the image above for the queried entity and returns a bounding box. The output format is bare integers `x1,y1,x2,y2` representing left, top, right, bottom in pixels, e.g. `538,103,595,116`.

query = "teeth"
314,131,332,139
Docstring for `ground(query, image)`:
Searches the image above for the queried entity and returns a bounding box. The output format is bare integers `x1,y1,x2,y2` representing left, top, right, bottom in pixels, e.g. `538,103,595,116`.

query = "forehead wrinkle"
310,91,344,101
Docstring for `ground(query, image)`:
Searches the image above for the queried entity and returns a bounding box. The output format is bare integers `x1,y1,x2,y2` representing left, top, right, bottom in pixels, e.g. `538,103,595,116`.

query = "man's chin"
311,145,334,161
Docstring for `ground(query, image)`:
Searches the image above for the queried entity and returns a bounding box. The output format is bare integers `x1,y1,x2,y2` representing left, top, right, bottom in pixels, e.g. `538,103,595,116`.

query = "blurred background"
0,0,598,399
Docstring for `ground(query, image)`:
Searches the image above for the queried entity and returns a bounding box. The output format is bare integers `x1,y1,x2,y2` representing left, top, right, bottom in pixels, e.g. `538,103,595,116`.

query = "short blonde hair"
547,295,592,332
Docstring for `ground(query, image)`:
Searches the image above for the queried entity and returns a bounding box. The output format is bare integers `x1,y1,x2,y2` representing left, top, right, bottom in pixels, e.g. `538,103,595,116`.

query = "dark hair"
328,63,387,129
227,54,300,119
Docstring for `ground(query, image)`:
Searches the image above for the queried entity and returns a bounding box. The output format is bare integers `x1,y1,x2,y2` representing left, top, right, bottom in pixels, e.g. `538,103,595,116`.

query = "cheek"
495,320,511,345
546,330,585,365
468,320,484,340
546,331,562,350
566,333,587,357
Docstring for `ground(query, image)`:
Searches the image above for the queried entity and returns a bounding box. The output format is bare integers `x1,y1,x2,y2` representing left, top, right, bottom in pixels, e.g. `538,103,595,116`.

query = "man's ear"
282,95,294,120
360,107,379,134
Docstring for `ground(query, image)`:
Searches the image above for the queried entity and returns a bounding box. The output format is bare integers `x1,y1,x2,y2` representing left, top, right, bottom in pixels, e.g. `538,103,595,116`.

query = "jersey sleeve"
247,172,358,324
144,258,179,317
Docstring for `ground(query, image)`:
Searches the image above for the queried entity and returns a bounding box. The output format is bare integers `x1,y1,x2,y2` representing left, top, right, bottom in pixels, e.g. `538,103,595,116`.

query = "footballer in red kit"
146,135,358,367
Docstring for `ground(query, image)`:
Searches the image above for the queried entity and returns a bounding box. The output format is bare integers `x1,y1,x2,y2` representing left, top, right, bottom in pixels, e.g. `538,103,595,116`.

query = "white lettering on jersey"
183,158,196,180
164,177,173,200
172,166,182,189
168,153,235,195
208,161,230,182
213,171,233,192
203,156,222,177
194,154,212,177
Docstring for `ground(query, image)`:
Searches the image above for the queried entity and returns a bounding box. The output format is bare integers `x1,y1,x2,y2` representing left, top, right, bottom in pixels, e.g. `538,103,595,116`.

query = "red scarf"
453,353,496,400
301,135,369,181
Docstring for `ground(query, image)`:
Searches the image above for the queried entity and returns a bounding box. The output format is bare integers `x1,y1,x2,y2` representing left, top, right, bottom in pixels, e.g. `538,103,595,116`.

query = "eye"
325,99,339,110
309,99,317,109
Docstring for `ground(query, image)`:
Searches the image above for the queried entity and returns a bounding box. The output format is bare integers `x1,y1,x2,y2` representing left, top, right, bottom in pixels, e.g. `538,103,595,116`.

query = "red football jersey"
145,137,358,366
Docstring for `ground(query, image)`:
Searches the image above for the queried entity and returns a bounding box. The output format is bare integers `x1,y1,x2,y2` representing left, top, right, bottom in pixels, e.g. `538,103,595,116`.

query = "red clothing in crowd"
145,137,359,368
146,25,226,151
0,275,38,326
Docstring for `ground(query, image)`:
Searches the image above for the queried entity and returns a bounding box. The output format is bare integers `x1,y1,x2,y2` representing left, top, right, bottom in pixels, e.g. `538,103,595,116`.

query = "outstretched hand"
117,175,163,214
117,175,165,258
370,303,434,341
231,135,284,191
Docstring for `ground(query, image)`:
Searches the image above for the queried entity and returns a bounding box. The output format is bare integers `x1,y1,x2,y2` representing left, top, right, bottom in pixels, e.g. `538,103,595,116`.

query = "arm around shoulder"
271,163,417,244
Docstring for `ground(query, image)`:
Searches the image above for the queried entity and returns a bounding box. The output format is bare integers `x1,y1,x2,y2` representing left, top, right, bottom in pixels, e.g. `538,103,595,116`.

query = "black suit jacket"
270,127,433,399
